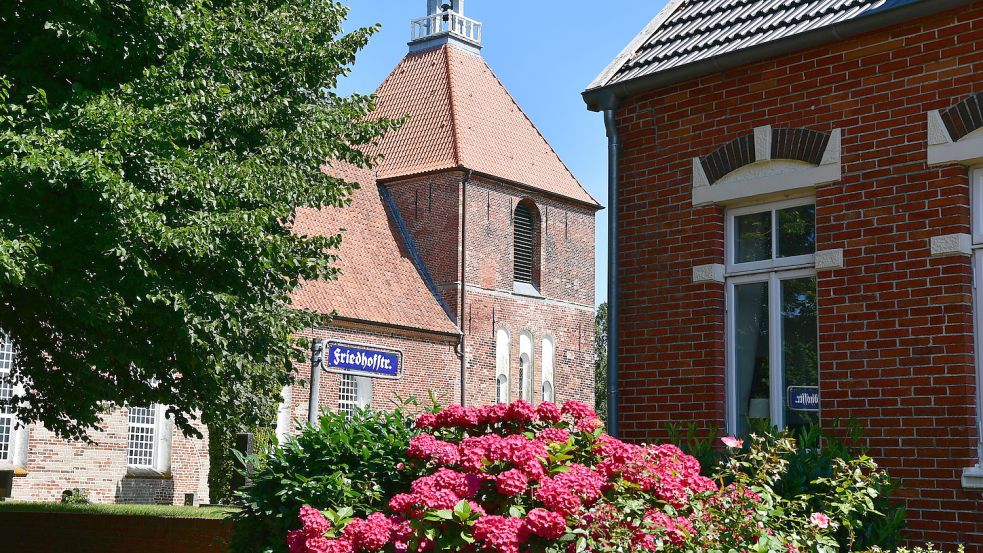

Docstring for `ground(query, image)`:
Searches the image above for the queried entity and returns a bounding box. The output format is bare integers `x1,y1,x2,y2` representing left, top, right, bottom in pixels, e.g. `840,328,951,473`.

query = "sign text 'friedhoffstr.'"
787,386,820,412
325,342,403,379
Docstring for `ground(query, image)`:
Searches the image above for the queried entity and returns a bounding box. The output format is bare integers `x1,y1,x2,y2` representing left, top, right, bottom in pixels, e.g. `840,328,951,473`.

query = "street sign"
787,386,820,412
325,341,403,380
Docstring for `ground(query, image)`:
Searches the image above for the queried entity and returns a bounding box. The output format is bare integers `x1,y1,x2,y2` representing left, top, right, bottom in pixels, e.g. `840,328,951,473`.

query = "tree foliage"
594,302,608,422
0,0,399,439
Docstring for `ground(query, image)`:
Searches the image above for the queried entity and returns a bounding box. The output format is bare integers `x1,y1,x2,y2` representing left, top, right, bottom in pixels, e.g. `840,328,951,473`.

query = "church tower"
367,1,602,407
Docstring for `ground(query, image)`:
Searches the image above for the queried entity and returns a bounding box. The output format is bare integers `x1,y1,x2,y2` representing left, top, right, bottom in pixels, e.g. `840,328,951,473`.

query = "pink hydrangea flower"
525,508,567,539
299,505,330,537
537,427,571,444
495,469,530,496
560,400,597,421
472,515,528,553
810,512,830,529
536,402,563,424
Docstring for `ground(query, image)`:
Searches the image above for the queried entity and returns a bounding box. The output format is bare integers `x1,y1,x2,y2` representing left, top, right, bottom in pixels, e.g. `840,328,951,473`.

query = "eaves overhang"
583,0,979,112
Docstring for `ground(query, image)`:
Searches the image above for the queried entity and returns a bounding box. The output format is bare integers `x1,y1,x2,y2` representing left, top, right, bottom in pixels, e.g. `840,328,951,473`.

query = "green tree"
594,302,608,422
0,1,398,440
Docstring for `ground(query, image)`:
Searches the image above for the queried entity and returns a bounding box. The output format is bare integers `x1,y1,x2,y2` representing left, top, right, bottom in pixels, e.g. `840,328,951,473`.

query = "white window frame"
541,336,555,403
338,374,372,416
725,196,816,275
519,331,534,402
725,197,817,436
725,267,817,434
971,167,983,462
0,338,18,466
275,385,293,445
126,404,172,474
495,328,511,404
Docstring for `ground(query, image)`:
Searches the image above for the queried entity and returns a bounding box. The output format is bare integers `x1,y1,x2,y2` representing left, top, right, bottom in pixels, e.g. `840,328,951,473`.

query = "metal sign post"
308,340,325,425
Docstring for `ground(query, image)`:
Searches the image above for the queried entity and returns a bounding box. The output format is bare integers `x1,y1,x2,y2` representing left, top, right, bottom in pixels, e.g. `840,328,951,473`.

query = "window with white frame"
519,331,534,401
541,336,555,403
127,406,159,467
726,197,818,437
0,336,15,463
338,374,371,416
126,403,172,472
971,167,983,462
495,328,511,404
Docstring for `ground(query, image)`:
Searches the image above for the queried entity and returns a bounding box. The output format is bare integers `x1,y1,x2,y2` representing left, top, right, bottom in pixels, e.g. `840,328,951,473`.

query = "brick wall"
291,323,461,417
10,410,208,505
614,5,983,548
461,176,596,408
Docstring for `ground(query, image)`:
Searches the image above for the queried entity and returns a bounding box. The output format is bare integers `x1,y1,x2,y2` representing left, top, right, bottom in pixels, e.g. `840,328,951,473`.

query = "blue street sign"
787,386,820,412
325,342,403,379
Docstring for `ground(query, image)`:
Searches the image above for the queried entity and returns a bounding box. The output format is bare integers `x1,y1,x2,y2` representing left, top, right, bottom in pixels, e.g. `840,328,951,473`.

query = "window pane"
127,406,157,467
735,211,772,263
777,205,816,258
339,374,358,416
734,281,770,437
781,277,819,430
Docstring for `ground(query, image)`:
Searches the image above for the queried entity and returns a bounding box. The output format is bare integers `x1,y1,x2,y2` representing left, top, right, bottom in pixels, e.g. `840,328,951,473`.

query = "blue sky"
335,1,667,307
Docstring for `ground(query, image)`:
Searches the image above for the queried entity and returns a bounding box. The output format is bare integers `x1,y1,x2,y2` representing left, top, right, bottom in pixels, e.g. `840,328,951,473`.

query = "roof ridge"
443,45,463,168
448,47,599,205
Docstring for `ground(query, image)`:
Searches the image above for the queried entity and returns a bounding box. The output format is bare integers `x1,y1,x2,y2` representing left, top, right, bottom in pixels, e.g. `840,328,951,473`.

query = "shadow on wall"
114,477,175,505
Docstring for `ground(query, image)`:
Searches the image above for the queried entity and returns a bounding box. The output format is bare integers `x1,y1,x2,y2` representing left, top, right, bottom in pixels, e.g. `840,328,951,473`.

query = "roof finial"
412,0,481,53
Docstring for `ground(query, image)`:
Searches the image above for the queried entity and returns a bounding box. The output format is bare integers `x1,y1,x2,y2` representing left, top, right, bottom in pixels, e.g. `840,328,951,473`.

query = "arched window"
514,201,540,289
495,328,511,404
542,336,555,403
519,331,534,401
496,374,509,404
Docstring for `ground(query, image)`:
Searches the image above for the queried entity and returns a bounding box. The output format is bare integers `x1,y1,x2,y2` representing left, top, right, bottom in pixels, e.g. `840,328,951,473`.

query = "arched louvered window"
514,203,535,285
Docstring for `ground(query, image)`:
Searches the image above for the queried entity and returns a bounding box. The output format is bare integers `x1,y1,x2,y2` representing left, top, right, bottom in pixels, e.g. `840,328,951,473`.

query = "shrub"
59,488,89,505
232,407,420,553
284,401,869,553
668,421,905,550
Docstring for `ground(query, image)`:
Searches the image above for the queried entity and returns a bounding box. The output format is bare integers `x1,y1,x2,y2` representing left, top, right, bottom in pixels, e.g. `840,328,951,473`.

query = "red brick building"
584,0,983,547
0,1,597,506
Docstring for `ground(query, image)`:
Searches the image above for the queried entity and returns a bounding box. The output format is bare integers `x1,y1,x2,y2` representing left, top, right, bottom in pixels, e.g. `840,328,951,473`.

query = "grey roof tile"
603,0,915,86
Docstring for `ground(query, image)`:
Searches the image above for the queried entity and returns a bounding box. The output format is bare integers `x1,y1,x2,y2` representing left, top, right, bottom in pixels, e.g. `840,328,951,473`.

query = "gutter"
603,108,621,438
583,0,978,111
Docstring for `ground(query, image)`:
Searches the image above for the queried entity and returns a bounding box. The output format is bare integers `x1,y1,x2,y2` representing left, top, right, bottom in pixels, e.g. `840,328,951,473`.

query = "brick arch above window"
693,125,841,208
928,92,983,166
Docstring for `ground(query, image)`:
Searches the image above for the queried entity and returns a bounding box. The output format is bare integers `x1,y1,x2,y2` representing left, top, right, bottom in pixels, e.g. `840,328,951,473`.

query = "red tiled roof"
371,45,599,207
291,164,459,335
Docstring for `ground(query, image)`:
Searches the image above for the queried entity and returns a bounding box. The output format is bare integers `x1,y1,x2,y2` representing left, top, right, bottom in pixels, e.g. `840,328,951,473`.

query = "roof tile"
595,0,921,88
290,164,459,335
372,45,599,207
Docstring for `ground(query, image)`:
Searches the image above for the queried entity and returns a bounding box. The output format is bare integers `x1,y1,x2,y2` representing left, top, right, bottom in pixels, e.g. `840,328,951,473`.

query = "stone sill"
961,466,983,490
125,467,172,480
512,282,544,299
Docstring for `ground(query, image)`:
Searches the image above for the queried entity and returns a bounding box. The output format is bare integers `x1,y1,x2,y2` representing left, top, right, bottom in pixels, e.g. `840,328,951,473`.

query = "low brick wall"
4,511,234,553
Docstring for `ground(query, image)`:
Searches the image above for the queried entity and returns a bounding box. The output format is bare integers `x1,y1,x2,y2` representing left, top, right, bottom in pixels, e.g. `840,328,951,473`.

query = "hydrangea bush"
286,401,849,553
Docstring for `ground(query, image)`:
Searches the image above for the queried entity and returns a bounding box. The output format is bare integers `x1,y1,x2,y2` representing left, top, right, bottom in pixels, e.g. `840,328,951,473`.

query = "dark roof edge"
583,0,977,112
378,167,605,211
330,316,463,339
377,183,459,324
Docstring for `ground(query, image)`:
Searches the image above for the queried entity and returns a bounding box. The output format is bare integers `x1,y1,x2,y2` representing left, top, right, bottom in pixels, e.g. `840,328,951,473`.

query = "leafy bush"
281,401,880,553
59,488,89,505
231,407,420,553
209,423,276,505
668,421,905,551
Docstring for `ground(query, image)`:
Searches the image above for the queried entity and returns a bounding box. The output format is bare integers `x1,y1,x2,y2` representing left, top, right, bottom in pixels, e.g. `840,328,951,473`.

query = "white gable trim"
586,0,687,91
